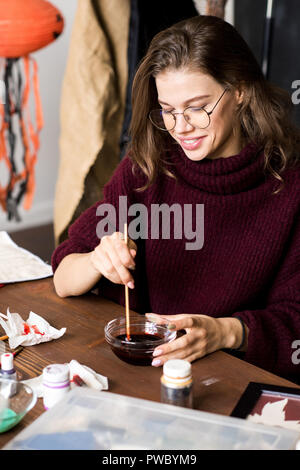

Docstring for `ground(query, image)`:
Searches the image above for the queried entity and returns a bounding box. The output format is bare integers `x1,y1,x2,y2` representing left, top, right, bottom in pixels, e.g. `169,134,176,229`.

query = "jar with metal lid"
160,359,193,408
43,363,70,410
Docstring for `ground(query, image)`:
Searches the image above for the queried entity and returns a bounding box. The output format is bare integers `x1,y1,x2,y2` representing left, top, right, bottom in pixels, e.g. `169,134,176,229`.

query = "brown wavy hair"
128,15,300,192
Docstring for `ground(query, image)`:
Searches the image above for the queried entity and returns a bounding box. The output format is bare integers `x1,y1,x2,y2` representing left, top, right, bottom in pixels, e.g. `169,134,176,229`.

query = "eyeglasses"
149,88,228,131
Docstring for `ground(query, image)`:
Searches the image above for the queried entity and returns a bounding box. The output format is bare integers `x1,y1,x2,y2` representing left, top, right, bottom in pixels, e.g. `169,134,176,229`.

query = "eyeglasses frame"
149,87,228,131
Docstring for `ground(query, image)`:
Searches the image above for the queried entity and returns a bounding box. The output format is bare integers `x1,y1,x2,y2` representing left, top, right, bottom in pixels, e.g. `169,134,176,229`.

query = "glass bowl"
104,316,177,366
0,379,37,433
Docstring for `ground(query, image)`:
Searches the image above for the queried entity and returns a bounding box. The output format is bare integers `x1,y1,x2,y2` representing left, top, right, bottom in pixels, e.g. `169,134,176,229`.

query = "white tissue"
24,360,109,398
69,360,108,391
0,231,53,283
0,308,66,349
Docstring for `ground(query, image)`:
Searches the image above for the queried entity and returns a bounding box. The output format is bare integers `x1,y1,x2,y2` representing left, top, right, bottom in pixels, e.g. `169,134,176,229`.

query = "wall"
0,0,78,232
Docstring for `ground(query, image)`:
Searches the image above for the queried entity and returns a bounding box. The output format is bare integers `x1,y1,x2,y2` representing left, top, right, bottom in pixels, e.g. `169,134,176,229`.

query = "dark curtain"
235,0,300,125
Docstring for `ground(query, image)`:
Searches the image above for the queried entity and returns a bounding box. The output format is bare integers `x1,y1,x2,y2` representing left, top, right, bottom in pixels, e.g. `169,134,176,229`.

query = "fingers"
106,240,134,287
151,328,207,367
145,313,176,328
146,313,197,331
90,247,122,284
152,350,202,367
150,315,223,367
91,232,137,287
152,346,204,367
128,238,137,254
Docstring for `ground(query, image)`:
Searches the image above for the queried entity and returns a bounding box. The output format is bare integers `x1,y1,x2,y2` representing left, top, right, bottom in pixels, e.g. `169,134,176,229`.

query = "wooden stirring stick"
124,223,131,341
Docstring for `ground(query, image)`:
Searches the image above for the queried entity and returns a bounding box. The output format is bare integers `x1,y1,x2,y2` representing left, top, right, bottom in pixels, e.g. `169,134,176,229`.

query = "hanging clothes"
54,0,130,245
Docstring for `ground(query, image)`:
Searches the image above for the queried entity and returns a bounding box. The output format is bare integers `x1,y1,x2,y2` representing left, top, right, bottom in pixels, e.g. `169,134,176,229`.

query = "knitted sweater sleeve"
51,156,149,313
51,200,100,272
234,212,300,381
51,156,136,272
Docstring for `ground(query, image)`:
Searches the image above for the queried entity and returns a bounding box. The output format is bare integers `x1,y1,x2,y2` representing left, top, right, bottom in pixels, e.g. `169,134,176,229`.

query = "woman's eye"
161,109,173,115
189,106,206,112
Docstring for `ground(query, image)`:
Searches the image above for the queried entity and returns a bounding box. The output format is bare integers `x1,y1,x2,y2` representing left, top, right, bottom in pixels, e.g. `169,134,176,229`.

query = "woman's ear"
235,85,245,105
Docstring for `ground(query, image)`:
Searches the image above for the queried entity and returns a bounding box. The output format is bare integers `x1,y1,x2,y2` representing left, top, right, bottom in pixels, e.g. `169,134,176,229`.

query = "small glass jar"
43,363,70,410
161,359,193,408
0,352,17,397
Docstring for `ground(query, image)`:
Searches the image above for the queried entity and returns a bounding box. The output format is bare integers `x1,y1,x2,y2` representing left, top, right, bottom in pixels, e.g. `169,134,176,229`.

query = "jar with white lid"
43,363,70,410
160,359,193,408
0,352,17,397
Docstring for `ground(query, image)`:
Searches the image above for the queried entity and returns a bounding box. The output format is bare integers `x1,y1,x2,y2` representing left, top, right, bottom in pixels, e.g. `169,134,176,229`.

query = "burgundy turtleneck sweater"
52,143,300,382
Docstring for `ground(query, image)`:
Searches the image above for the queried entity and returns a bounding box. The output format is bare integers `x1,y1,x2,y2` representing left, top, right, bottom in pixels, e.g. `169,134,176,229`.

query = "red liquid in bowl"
111,332,164,366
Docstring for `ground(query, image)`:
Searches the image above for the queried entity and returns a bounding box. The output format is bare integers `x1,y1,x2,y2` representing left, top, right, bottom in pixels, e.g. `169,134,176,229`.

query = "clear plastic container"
4,388,300,450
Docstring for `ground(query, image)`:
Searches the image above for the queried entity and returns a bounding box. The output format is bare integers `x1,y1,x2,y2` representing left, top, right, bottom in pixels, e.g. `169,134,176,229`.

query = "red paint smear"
23,323,30,335
32,324,44,335
22,323,45,335
72,375,84,386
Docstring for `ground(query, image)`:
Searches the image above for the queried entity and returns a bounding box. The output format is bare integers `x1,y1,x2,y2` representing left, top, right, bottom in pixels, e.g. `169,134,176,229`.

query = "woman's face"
155,68,243,161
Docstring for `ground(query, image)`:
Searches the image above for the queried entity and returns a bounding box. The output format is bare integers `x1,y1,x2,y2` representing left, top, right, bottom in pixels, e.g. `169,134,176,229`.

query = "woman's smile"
177,135,207,151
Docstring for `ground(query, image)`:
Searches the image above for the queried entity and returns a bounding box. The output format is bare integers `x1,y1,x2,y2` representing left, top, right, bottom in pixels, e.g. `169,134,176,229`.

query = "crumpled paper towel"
0,231,53,283
0,308,66,349
23,359,109,397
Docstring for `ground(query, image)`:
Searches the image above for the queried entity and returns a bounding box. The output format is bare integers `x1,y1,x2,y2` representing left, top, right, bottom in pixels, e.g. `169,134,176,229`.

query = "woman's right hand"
90,232,137,288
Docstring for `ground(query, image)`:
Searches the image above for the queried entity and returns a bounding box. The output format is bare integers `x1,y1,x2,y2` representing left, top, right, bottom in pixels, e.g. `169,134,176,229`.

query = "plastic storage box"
4,388,300,450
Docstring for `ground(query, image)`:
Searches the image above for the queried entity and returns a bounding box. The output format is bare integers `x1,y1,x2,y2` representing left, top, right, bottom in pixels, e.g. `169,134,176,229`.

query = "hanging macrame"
0,0,64,221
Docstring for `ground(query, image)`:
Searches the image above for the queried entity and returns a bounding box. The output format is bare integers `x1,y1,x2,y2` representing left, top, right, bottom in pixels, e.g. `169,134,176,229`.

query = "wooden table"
0,278,298,448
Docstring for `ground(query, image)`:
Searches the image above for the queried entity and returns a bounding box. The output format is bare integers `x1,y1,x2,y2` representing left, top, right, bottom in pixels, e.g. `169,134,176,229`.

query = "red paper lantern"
0,0,64,221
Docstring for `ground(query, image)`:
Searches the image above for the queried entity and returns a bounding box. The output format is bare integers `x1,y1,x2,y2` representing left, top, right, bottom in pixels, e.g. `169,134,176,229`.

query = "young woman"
52,16,300,383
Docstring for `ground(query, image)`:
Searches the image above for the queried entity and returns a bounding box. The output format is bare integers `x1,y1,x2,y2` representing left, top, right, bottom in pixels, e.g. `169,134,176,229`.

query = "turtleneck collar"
168,142,266,195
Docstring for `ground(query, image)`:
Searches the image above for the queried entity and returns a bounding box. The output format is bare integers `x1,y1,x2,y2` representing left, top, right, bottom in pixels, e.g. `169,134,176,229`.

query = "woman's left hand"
145,313,243,366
